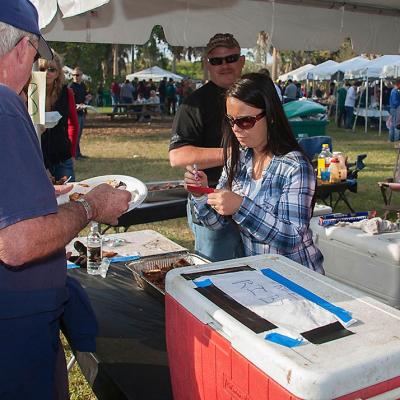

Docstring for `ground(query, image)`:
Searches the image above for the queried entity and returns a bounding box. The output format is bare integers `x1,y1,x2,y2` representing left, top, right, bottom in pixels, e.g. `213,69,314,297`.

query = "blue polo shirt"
0,84,67,399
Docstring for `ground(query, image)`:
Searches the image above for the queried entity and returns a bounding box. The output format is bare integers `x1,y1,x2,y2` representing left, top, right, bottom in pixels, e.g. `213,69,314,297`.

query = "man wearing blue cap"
0,1,132,399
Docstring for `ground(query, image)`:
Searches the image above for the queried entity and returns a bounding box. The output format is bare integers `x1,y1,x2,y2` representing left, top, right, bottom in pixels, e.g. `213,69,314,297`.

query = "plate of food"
57,174,148,213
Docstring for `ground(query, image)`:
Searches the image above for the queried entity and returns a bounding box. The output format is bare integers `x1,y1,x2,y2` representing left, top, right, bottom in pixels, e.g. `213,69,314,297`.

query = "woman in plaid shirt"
185,73,324,273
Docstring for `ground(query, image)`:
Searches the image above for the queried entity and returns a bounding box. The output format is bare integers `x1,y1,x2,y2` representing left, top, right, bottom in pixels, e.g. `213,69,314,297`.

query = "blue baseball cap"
0,0,53,60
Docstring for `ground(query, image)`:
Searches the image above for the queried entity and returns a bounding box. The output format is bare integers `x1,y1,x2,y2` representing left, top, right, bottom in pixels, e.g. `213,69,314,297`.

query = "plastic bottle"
317,144,332,178
87,222,102,275
333,151,347,181
329,157,341,183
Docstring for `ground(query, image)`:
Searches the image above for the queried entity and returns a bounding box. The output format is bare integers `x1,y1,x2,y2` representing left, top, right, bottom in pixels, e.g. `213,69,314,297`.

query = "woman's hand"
207,189,243,215
184,165,208,197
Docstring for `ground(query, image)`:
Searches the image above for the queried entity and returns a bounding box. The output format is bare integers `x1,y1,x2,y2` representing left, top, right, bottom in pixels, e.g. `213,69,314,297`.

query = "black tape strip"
301,321,354,345
182,265,255,281
196,284,276,334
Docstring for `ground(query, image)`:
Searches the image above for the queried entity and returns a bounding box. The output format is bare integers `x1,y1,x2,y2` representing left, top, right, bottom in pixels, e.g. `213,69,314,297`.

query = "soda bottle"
317,144,332,178
87,222,102,275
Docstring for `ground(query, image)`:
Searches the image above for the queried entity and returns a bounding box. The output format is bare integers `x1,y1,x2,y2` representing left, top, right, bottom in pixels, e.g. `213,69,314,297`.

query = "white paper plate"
57,174,148,213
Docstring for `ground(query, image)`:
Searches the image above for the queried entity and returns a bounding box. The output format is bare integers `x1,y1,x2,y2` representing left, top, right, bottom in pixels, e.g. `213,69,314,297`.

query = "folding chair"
378,143,400,218
298,135,333,162
315,151,367,212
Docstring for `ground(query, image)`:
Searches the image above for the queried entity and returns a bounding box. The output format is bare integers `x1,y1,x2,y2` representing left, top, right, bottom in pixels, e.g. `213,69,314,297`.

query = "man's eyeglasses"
208,53,240,66
40,67,57,73
72,73,81,77
28,39,40,62
225,111,266,130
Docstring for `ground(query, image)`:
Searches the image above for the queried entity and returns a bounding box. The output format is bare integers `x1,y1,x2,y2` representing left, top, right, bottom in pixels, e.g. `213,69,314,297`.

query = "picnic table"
107,102,163,121
67,230,185,400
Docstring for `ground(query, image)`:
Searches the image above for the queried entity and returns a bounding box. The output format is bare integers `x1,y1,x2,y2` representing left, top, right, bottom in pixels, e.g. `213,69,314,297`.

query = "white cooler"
313,203,332,217
311,217,400,307
165,255,400,400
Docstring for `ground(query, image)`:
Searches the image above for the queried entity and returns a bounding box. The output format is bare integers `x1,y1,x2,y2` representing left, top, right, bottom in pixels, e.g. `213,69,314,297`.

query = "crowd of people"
109,76,195,115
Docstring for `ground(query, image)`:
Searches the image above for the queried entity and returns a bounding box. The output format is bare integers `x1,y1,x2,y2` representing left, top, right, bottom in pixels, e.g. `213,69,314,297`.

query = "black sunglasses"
72,73,81,77
225,111,266,130
40,67,57,73
208,53,240,66
27,39,40,62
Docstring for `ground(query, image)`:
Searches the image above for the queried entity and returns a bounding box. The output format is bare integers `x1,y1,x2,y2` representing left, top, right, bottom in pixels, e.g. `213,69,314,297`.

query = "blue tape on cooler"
194,278,213,288
67,262,80,269
261,268,352,324
265,332,303,348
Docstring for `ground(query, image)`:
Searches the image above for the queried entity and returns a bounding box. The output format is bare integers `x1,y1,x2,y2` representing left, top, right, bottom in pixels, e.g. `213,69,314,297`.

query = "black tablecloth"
69,263,173,400
117,198,187,228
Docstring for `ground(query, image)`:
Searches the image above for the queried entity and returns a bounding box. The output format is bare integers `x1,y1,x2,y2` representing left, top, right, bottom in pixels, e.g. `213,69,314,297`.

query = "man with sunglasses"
169,33,245,262
0,1,131,398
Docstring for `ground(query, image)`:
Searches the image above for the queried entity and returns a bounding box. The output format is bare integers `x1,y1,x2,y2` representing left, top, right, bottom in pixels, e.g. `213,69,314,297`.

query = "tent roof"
37,0,400,52
307,56,370,80
345,55,400,79
126,66,183,82
278,64,315,82
306,60,339,80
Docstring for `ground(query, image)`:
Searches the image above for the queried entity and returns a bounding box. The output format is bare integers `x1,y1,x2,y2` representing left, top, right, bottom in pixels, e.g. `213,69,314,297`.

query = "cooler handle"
206,316,233,341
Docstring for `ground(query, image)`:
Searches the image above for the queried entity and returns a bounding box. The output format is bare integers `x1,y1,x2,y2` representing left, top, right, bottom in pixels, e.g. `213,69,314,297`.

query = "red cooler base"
165,295,400,400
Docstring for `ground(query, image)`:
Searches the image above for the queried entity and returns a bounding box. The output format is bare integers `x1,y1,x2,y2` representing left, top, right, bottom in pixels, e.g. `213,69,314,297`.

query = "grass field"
66,112,398,398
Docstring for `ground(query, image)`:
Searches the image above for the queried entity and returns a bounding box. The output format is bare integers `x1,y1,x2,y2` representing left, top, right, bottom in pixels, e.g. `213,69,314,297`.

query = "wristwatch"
76,197,93,221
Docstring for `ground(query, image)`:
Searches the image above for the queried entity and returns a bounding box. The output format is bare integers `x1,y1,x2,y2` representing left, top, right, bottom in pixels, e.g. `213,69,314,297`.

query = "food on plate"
142,258,191,291
78,183,90,188
148,182,184,191
102,250,118,258
69,192,85,201
106,179,127,189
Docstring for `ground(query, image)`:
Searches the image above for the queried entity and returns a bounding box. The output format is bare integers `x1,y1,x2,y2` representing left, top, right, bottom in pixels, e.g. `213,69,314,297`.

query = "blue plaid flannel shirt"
192,149,324,273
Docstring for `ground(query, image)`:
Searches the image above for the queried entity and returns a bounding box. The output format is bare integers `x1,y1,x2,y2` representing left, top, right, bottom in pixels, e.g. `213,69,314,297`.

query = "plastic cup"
321,170,330,182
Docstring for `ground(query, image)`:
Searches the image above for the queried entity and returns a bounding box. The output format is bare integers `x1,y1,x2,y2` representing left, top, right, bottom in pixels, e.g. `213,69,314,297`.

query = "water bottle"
87,222,102,275
317,144,332,179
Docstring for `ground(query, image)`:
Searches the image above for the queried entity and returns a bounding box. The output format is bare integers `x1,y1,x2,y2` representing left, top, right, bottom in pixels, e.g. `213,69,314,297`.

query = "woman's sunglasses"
40,67,57,73
207,53,240,66
225,111,266,130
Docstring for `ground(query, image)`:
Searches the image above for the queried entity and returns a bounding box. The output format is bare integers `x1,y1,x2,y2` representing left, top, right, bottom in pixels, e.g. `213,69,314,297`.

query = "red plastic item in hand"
186,185,215,195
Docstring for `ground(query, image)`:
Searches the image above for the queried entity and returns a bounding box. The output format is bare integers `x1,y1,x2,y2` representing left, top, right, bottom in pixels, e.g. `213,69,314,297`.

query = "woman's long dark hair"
222,73,306,189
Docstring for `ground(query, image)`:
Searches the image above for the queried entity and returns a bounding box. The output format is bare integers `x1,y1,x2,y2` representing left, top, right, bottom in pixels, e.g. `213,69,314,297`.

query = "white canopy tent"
345,55,400,79
34,0,400,53
342,55,400,135
278,64,315,82
126,66,183,82
383,62,400,79
310,56,370,81
306,60,339,81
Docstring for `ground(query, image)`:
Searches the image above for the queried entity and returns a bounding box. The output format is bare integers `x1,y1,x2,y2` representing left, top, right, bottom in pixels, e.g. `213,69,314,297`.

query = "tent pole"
364,78,368,134
335,81,339,124
353,80,363,133
379,78,383,136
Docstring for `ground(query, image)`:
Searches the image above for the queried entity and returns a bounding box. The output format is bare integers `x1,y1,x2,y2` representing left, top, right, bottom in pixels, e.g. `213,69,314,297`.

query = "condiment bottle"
328,157,341,183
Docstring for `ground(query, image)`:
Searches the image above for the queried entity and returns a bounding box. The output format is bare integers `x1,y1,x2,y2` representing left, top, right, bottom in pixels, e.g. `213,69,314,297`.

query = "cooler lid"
310,218,400,264
166,255,400,399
